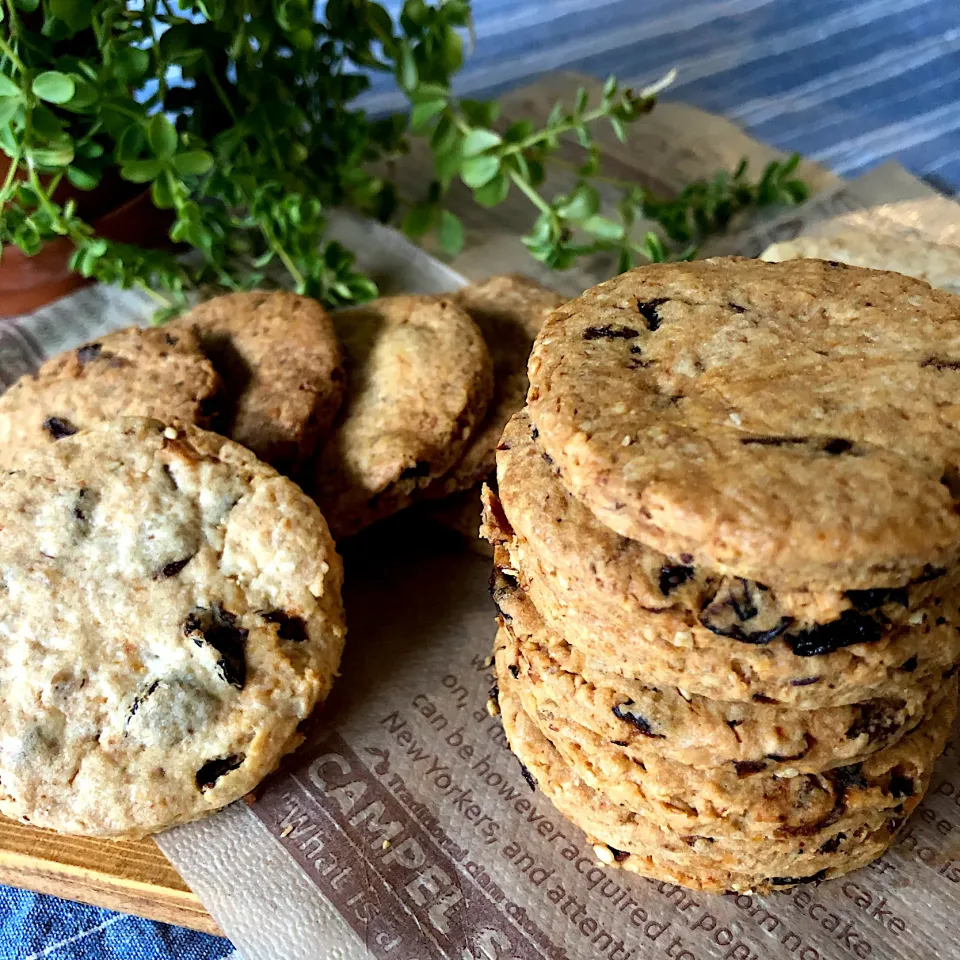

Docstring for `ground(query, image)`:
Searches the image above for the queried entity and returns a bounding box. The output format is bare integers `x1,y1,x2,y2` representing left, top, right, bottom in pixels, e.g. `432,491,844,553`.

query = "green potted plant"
0,0,807,319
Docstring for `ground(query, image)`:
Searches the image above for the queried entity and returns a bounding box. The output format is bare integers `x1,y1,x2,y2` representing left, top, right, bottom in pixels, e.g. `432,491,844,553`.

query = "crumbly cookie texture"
494,668,950,893
0,419,345,838
484,413,960,706
311,294,493,538
427,275,565,496
761,231,960,293
526,257,960,590
494,565,944,774
175,290,344,474
0,326,221,469
485,499,960,708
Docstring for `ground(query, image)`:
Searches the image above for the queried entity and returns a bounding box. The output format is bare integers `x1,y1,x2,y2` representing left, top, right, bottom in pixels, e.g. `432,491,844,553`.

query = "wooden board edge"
0,852,221,936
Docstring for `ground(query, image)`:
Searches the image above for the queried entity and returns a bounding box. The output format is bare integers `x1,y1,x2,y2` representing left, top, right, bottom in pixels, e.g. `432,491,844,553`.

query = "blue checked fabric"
3,1,958,957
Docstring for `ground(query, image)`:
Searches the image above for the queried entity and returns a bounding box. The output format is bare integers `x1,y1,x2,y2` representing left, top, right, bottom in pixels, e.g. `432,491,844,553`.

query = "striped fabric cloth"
363,0,960,189
2,2,957,958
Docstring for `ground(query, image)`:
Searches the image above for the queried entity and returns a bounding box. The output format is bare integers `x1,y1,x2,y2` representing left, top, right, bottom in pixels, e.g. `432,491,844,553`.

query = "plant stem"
135,278,173,306
508,169,553,216
0,32,25,74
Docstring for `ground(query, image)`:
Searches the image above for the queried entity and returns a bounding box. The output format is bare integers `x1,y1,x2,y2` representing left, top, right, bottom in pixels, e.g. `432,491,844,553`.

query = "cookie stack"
484,257,960,893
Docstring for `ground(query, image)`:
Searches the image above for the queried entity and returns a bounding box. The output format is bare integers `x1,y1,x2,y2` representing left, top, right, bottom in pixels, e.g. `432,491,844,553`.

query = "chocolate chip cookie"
526,258,960,590
311,295,493,537
0,419,345,838
175,291,344,474
0,326,221,468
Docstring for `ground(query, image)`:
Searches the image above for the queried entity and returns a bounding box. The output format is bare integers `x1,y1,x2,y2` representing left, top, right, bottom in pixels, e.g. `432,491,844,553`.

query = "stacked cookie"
484,257,960,892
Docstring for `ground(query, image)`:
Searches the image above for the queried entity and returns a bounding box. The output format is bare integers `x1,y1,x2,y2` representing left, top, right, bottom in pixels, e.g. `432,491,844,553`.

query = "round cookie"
761,231,960,293
427,275,565,497
175,291,344,474
0,326,221,469
514,665,952,840
0,419,345,838
485,414,960,706
495,667,932,893
311,295,493,537
493,564,944,774
526,257,960,590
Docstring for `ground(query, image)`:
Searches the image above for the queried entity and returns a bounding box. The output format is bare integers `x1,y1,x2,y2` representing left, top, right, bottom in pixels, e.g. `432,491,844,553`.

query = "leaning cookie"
761,231,960,293
493,564,944,774
174,291,344,474
426,275,564,497
0,326,221,469
495,671,932,894
0,419,345,838
311,295,493,538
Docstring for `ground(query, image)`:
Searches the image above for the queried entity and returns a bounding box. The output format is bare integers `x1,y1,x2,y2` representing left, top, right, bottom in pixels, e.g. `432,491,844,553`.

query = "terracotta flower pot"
0,163,172,317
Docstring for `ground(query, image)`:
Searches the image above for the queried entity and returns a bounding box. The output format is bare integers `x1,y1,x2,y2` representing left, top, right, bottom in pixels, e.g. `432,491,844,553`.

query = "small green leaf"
28,143,74,167
32,71,75,104
115,47,150,81
460,154,499,188
172,150,214,176
504,120,534,143
434,142,462,181
31,106,63,138
411,83,449,103
0,98,21,125
0,76,20,98
402,203,435,239
151,176,174,209
461,99,499,127
473,172,509,207
461,129,501,157
603,76,617,98
411,99,446,131
116,124,146,163
574,86,588,116
430,114,457,153
64,77,97,110
556,185,600,222
50,0,92,30
13,0,39,12
148,114,178,159
609,116,626,143
582,215,624,241
437,209,463,255
121,158,163,183
396,44,418,92
66,165,100,190
401,0,429,26
442,26,463,73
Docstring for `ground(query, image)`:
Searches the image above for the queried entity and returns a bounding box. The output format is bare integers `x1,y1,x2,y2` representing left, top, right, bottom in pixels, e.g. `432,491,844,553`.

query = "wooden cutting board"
0,72,833,935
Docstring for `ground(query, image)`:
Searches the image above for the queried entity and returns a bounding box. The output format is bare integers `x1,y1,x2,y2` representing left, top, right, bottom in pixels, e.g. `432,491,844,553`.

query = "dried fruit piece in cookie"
0,418,345,838
494,666,931,894
0,326,222,468
310,295,493,537
485,414,960,706
527,258,960,589
175,291,344,474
